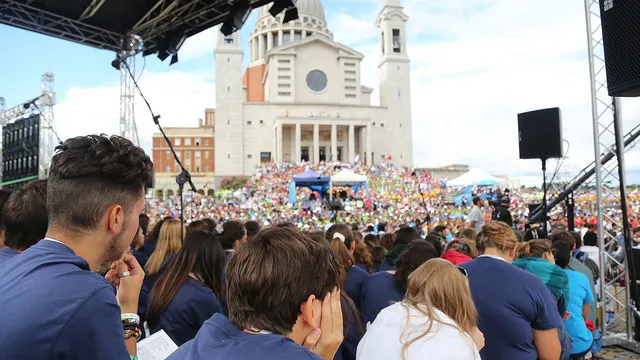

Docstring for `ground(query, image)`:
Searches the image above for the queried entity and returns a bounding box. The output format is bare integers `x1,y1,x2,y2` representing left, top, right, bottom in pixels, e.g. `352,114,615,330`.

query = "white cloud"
331,0,640,182
55,70,215,155
50,0,640,184
178,28,219,62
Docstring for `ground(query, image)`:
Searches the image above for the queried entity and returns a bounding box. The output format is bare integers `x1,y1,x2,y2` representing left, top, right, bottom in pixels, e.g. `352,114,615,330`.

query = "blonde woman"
139,219,183,318
357,258,483,360
145,219,183,276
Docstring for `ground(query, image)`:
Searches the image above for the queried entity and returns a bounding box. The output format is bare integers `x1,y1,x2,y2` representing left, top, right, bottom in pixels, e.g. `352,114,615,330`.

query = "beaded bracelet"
124,328,142,341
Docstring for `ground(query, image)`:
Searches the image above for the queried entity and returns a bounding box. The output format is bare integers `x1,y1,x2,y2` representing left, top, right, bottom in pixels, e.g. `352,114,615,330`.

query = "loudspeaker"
599,1,640,97
518,108,563,160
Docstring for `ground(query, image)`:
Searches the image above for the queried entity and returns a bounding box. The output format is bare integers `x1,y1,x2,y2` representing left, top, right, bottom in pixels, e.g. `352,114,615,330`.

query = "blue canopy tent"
289,169,331,204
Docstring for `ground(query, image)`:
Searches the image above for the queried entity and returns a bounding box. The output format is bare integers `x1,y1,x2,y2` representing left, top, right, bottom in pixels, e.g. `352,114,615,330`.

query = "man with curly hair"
0,135,153,360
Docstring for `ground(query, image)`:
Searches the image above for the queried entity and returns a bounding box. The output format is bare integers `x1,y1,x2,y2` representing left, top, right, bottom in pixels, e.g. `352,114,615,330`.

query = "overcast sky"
1,0,640,184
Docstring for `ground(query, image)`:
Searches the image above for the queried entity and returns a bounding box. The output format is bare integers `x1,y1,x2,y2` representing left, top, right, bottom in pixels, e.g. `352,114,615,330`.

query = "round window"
306,70,328,92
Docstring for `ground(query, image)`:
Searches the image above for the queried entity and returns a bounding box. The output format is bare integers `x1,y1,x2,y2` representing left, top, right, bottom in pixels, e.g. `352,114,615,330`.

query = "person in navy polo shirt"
147,231,226,345
169,226,344,360
0,134,154,360
460,221,562,360
0,179,48,265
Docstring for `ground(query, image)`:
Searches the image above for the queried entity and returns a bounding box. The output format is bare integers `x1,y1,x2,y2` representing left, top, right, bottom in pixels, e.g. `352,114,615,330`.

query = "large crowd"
0,134,638,360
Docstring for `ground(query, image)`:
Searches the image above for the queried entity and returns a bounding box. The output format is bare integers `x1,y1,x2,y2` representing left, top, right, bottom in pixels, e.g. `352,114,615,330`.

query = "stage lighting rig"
221,0,252,36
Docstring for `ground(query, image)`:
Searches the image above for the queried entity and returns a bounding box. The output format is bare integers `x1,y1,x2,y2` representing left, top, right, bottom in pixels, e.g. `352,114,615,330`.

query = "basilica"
214,0,414,177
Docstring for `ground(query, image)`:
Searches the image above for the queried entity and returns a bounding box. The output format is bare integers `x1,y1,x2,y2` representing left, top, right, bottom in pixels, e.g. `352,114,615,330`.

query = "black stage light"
111,58,122,70
283,6,299,23
157,49,170,61
269,0,296,17
221,0,251,36
170,54,179,66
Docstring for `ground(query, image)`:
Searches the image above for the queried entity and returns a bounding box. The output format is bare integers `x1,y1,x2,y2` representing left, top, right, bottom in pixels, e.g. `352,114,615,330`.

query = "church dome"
257,0,326,23
297,0,326,22
251,0,332,65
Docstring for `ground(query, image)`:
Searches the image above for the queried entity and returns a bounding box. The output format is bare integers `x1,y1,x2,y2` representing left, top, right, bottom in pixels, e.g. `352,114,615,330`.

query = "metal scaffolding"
584,0,640,350
119,55,139,145
39,73,56,178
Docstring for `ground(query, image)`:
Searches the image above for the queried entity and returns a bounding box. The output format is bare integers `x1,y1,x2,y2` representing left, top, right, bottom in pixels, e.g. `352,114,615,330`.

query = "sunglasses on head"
457,266,468,277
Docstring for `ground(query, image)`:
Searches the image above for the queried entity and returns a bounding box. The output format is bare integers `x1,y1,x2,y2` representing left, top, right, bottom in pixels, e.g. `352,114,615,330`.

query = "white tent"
331,169,367,186
446,168,505,187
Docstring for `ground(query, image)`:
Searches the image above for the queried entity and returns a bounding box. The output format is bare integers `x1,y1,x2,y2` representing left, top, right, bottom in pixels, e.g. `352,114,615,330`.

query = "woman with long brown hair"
327,224,368,308
358,259,483,359
314,228,363,360
147,231,225,345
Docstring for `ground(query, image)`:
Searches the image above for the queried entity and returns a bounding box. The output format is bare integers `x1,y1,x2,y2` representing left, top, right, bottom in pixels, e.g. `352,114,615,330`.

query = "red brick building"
151,109,215,198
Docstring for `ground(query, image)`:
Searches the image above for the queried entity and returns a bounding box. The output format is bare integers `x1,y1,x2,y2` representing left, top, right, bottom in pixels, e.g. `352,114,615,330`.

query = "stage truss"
584,0,640,350
119,56,139,145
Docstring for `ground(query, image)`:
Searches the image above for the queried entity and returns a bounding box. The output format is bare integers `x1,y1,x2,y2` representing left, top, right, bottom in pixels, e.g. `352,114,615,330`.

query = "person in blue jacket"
168,226,344,360
147,230,225,345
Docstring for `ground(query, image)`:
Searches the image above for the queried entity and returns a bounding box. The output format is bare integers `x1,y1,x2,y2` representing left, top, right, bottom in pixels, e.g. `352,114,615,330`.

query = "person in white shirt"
357,258,484,360
468,197,485,232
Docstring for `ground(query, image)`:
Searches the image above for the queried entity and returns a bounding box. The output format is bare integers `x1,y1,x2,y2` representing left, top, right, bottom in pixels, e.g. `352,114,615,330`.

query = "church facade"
214,0,413,178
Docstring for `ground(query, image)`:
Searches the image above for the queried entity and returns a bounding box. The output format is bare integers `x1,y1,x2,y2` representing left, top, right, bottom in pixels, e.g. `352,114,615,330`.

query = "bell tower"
377,0,412,166
214,29,244,177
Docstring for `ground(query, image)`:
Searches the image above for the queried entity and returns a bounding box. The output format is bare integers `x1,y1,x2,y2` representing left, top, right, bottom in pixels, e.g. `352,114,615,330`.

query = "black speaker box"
599,0,640,97
518,108,563,160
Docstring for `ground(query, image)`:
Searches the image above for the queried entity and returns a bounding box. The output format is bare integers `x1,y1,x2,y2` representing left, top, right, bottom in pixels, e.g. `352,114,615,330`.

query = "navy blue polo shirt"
0,246,19,266
168,313,323,360
359,271,403,325
0,239,129,359
378,258,395,271
345,265,368,308
150,278,223,346
460,256,563,360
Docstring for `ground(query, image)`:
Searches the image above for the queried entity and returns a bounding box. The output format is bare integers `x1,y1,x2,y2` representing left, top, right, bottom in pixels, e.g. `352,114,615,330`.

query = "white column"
278,30,283,46
366,125,372,165
258,34,264,59
295,123,301,163
267,32,273,52
348,124,355,163
276,122,283,162
331,124,337,162
249,37,253,61
302,30,307,39
313,123,320,164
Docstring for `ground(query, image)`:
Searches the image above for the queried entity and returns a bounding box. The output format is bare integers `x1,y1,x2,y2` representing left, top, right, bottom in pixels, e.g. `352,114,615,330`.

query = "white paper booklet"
137,330,179,360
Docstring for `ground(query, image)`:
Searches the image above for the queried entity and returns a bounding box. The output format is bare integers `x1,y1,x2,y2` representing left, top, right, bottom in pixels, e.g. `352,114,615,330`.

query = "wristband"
130,355,138,360
122,313,140,328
